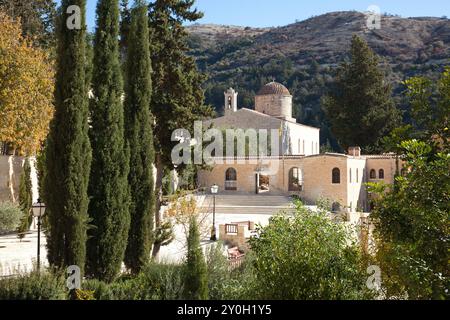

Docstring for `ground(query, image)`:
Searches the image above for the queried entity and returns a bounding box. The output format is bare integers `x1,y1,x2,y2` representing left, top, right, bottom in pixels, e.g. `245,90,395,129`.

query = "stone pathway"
0,230,47,276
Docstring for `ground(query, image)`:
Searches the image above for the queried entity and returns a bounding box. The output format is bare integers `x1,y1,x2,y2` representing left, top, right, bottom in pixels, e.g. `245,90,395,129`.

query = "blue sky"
59,0,450,31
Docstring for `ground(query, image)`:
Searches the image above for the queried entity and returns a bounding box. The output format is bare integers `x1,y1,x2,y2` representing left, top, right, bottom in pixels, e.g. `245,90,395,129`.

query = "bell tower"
224,87,238,116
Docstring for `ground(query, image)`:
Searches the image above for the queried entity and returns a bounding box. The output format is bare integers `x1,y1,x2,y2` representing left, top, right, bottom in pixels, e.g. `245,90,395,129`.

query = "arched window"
225,168,237,190
370,169,376,179
378,169,384,179
289,167,302,191
332,168,340,184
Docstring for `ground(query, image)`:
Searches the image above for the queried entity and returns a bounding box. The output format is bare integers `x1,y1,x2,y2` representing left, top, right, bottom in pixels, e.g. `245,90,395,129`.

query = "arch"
378,169,385,179
289,167,302,191
332,168,340,184
370,169,376,179
225,168,237,190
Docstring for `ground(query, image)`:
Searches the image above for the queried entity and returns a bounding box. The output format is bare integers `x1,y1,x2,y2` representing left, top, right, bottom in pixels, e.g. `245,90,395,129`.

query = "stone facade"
198,82,400,212
197,153,398,212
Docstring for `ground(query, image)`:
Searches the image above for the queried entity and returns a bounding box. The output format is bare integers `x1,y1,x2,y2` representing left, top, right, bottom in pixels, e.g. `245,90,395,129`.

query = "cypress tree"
184,217,208,300
149,0,213,258
123,0,155,274
17,158,33,239
86,0,130,282
323,35,400,152
44,0,91,272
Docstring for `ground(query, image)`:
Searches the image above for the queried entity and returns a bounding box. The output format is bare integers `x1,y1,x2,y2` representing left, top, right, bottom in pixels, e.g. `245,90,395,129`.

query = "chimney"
348,146,361,157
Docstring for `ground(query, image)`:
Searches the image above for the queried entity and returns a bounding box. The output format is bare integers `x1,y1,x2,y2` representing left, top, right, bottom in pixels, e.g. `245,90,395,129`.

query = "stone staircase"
200,195,296,215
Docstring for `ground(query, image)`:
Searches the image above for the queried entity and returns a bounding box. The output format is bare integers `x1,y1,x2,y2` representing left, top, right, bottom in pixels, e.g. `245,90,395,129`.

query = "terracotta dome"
257,81,291,96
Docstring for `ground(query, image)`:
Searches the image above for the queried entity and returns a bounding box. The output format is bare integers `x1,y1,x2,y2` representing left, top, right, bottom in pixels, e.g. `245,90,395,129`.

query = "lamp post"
210,184,219,241
32,199,46,272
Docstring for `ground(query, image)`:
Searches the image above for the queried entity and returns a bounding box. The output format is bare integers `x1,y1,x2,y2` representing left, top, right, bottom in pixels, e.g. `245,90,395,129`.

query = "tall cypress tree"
149,0,213,258
123,0,155,274
87,0,130,282
323,35,400,153
44,0,91,273
183,216,208,300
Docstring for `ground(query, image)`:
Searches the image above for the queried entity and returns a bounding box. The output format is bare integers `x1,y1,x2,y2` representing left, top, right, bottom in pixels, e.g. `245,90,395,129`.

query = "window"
225,168,237,190
379,169,384,179
349,168,352,183
303,140,305,154
332,168,340,184
289,167,302,191
356,168,359,183
311,141,314,154
370,169,376,179
298,139,301,154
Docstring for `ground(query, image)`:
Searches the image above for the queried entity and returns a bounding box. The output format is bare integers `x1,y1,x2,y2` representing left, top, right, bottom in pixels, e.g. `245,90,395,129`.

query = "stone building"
197,82,398,212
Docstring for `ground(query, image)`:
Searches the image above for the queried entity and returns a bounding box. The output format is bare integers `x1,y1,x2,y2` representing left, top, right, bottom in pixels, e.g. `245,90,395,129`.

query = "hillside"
187,11,450,150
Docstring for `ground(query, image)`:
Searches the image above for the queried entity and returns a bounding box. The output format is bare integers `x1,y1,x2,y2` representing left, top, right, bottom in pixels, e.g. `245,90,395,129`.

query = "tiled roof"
257,81,291,96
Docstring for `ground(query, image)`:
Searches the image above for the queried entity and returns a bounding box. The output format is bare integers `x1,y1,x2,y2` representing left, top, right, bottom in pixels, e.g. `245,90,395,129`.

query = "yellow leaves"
0,11,54,155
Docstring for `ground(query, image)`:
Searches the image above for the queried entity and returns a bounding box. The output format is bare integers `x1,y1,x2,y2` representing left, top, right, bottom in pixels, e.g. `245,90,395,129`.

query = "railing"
231,221,252,230
225,180,237,190
228,255,245,270
225,223,238,234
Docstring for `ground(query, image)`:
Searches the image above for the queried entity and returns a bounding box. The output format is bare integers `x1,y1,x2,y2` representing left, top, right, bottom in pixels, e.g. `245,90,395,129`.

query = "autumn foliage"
0,12,54,155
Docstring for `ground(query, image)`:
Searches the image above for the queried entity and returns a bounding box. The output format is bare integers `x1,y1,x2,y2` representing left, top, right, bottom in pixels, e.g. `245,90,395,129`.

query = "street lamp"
32,199,46,272
210,184,219,241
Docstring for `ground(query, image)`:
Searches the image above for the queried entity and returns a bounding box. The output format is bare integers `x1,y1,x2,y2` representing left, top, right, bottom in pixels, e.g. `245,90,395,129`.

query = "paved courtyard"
0,212,275,276
0,229,48,276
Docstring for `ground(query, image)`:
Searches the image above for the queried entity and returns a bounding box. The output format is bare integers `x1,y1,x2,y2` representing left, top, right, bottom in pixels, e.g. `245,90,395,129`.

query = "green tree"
183,216,208,300
149,0,213,258
323,35,400,152
249,201,374,299
369,140,449,299
44,0,91,273
403,67,450,151
0,201,23,234
123,0,155,274
0,0,56,48
86,0,130,282
17,159,33,239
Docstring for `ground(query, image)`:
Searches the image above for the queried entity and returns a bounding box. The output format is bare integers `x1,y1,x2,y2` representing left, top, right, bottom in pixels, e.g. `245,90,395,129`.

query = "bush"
248,201,374,300
0,201,23,234
205,242,229,299
138,263,184,300
0,270,67,300
82,263,185,300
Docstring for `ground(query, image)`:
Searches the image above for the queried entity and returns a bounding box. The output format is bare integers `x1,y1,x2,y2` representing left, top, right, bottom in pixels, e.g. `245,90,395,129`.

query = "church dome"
257,81,291,96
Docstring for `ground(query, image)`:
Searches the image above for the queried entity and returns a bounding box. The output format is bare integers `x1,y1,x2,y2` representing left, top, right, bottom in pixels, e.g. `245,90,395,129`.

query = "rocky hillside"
187,11,450,149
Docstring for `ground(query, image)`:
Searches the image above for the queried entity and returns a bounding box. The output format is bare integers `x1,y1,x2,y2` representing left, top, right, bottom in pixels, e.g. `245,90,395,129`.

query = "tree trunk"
151,154,164,259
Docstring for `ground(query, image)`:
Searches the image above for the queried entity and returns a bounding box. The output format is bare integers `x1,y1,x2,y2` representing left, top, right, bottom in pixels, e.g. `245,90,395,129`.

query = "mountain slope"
187,11,450,150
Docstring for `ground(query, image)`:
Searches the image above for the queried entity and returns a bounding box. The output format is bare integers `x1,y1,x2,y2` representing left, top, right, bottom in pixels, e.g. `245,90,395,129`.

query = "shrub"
0,201,23,234
82,279,114,300
205,242,229,299
0,270,67,300
248,201,374,300
83,263,185,300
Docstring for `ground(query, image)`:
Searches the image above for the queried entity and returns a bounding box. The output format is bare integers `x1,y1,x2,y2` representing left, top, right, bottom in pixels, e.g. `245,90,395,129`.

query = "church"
197,82,398,212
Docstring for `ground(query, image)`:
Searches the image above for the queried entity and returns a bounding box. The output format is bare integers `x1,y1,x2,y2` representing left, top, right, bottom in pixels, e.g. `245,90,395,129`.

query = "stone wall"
0,155,25,202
